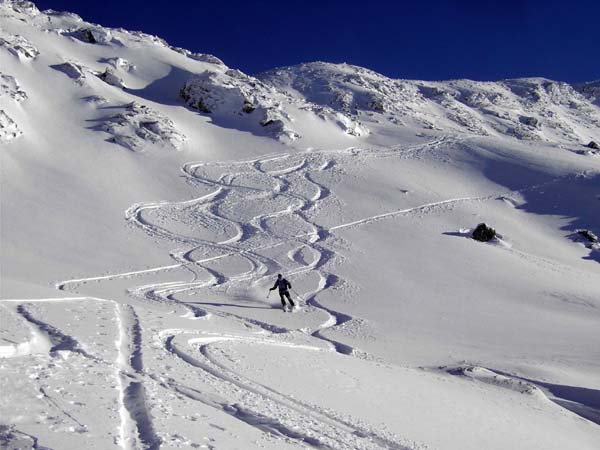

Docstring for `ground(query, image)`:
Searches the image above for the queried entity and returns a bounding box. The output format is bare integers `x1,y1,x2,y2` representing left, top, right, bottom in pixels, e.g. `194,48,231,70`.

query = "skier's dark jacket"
272,278,291,293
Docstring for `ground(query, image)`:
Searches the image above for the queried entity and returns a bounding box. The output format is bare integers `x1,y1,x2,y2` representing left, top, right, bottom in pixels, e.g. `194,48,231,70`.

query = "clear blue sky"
35,0,599,82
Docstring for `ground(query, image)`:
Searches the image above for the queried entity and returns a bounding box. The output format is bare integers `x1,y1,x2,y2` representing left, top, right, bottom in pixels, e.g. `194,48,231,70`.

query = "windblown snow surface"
1,1,600,449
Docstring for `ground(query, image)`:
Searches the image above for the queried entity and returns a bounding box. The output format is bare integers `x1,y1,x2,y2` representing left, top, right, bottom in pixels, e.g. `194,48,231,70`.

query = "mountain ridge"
2,0,598,149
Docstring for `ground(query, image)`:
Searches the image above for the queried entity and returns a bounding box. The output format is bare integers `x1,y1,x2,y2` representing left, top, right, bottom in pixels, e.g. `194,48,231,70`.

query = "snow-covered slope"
1,1,600,449
576,80,600,106
260,62,600,144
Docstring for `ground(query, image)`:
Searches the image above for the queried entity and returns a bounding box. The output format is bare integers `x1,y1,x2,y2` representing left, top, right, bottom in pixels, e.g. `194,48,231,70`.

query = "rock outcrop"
472,223,497,242
96,102,186,151
0,110,23,143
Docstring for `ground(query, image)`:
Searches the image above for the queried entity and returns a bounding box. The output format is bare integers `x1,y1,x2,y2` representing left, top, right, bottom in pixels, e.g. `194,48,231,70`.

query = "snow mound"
445,366,545,397
0,33,39,59
96,68,125,88
52,62,124,88
95,101,186,151
101,56,134,71
0,73,27,101
61,27,113,45
51,62,87,83
0,110,23,142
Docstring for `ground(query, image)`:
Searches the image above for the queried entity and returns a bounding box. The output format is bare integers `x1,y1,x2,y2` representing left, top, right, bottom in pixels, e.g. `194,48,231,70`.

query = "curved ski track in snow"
118,139,480,356
45,137,592,448
157,330,417,449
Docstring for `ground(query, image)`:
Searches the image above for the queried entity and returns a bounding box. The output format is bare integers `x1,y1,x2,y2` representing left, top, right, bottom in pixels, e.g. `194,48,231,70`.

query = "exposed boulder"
519,115,541,129
51,62,86,84
81,28,96,44
258,109,300,141
576,229,598,244
242,99,255,113
102,57,134,71
96,68,125,88
587,141,599,150
69,27,112,45
472,223,497,242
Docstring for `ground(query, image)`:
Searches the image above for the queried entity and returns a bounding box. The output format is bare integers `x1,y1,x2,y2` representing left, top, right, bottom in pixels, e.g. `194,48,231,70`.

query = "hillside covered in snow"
1,1,599,449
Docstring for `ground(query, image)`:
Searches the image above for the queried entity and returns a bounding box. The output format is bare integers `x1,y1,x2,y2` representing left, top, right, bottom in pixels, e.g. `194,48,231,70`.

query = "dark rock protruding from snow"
519,115,541,129
67,27,112,45
472,223,497,242
576,229,598,244
587,141,600,150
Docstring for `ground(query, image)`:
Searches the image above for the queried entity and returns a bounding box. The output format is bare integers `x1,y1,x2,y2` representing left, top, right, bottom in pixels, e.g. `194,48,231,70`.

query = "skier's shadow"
185,301,276,310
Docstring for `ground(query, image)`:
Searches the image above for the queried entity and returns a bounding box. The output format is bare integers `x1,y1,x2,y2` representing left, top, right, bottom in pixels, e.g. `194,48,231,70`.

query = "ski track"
13,137,590,448
1,297,160,450
159,331,416,449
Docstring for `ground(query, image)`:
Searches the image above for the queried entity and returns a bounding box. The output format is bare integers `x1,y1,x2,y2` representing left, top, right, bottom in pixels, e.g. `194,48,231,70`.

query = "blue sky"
35,0,599,82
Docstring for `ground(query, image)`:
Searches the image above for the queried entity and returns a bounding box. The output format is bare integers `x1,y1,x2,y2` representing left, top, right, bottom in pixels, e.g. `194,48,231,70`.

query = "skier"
269,273,295,311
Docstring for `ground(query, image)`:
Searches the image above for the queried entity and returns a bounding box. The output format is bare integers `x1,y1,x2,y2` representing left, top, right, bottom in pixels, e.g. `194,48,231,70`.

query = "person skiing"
269,273,295,311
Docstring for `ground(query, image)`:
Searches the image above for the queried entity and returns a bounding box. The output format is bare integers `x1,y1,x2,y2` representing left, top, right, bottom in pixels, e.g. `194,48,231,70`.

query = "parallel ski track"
1,297,158,450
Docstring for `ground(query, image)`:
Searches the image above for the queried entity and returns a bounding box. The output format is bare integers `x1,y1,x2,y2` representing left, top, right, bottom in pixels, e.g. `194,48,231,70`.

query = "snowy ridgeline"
1,0,600,150
259,62,600,143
